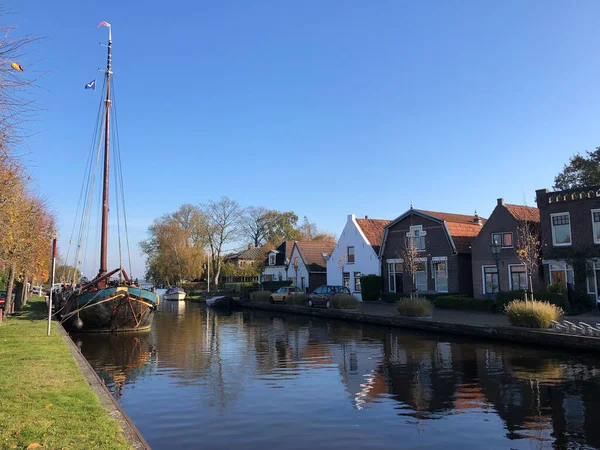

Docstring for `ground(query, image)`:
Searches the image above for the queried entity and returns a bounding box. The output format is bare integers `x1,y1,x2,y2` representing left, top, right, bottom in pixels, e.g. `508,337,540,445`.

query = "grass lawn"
0,297,132,450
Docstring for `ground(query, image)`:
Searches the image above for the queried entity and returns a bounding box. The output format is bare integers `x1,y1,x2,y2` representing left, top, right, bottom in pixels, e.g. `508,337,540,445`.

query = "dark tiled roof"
505,204,540,223
296,241,336,272
355,218,390,254
416,209,486,253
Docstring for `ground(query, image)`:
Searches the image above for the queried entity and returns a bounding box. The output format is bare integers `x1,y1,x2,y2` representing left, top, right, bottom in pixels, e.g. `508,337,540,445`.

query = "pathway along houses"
326,215,390,300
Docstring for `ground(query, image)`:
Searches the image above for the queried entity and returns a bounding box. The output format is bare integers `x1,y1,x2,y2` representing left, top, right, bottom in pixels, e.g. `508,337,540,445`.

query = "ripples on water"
75,301,600,450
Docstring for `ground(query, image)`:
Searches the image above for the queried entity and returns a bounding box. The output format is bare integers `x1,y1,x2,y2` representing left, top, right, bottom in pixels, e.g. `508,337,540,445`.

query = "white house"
287,241,336,293
261,240,294,282
326,215,390,300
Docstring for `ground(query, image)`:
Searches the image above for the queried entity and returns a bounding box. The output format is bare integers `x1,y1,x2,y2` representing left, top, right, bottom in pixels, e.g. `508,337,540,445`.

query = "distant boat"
57,23,158,332
164,287,186,302
206,295,232,309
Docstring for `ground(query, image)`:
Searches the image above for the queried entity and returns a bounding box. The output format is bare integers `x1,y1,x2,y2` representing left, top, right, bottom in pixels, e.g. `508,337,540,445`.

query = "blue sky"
15,0,600,278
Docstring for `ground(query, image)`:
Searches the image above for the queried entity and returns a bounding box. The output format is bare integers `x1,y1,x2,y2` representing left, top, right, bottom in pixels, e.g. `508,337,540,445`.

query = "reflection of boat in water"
164,287,186,301
206,295,232,309
57,23,158,332
75,332,155,400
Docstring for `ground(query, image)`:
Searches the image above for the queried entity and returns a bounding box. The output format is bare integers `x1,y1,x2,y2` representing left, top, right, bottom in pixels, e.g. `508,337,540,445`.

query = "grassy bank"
0,297,131,450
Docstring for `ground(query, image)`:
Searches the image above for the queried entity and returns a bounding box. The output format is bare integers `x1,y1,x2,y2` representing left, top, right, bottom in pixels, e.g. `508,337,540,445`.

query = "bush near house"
286,293,308,306
496,290,571,315
181,282,207,295
382,293,404,303
360,275,382,301
434,296,494,312
250,291,272,303
397,297,433,317
504,300,564,328
331,294,360,309
260,280,293,291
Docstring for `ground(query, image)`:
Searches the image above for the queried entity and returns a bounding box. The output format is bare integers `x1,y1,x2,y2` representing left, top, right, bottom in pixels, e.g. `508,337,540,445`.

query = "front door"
395,273,403,294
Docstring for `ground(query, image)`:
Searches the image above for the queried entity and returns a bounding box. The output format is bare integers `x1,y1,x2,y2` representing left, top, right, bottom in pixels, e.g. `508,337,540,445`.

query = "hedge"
496,290,571,315
382,292,404,303
434,296,494,312
360,275,382,301
397,297,433,317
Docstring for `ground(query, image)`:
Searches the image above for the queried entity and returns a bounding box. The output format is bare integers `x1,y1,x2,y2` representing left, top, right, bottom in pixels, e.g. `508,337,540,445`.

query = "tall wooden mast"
99,24,112,278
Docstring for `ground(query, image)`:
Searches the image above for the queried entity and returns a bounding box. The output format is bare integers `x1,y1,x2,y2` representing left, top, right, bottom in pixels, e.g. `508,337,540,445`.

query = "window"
415,262,427,291
354,272,361,292
406,225,426,250
263,274,273,282
491,232,513,248
550,264,574,287
593,210,600,244
586,263,596,294
551,213,572,246
343,272,350,290
483,266,499,294
432,259,448,293
268,253,276,266
347,246,355,263
387,260,403,292
509,265,527,291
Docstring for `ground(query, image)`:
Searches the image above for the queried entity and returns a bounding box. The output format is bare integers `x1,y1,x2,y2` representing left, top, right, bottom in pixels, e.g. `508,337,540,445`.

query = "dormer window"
268,253,276,266
406,225,426,250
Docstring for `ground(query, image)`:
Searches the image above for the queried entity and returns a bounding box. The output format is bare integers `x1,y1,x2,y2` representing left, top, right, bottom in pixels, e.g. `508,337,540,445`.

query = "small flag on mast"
85,79,96,90
96,21,111,28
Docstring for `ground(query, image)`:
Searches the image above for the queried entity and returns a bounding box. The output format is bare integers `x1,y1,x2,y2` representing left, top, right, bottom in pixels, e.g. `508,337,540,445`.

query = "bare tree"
241,206,270,247
201,196,243,286
400,238,421,299
516,220,542,301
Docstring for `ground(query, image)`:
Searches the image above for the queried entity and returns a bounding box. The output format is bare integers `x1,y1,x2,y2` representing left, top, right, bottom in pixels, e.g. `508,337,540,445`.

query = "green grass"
0,298,132,450
397,297,433,317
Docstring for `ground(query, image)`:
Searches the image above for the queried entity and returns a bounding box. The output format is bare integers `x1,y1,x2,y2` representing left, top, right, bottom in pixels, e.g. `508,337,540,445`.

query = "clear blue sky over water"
16,0,600,277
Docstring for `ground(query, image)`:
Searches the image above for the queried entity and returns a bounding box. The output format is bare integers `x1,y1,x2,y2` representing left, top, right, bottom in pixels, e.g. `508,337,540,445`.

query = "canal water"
75,301,600,450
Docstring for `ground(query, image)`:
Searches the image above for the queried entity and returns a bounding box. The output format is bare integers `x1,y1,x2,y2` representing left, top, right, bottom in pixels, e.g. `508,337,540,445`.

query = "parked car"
0,290,9,311
308,285,351,308
31,285,44,295
270,286,302,303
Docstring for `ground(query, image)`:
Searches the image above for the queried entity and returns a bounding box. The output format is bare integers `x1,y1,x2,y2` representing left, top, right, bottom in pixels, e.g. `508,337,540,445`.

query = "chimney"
497,198,504,206
365,215,368,219
473,210,483,226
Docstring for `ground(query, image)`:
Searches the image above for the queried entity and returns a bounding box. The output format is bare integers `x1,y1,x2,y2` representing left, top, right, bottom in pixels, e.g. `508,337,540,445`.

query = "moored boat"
58,22,158,332
206,295,232,309
164,287,186,301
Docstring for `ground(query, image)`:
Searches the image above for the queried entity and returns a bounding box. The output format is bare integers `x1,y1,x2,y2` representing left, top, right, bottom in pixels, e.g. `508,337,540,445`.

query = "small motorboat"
206,295,232,309
163,287,186,301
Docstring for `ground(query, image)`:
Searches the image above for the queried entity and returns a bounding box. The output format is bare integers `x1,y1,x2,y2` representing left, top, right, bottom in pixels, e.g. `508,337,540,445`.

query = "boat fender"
74,317,84,330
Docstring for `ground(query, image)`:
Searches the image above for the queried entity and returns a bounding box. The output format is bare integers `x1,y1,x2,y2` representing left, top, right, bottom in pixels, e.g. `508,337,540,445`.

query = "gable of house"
295,241,336,272
264,240,295,267
355,218,390,255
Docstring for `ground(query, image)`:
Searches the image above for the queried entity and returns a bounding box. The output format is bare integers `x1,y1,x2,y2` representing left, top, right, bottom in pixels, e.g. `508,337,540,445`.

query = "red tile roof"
284,240,295,260
296,241,336,272
416,210,486,253
355,218,390,254
504,204,540,223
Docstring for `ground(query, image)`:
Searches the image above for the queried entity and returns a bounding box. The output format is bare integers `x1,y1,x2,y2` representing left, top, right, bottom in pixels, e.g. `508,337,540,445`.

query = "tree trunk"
5,263,16,314
14,280,24,311
22,274,28,306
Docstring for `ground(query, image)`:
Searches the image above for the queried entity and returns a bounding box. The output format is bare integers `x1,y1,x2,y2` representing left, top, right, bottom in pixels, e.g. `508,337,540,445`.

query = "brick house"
287,241,336,293
536,187,600,305
471,199,540,298
379,208,485,296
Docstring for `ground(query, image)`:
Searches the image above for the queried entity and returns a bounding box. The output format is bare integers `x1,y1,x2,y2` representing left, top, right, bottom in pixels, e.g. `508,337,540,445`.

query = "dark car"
0,290,7,310
308,285,351,308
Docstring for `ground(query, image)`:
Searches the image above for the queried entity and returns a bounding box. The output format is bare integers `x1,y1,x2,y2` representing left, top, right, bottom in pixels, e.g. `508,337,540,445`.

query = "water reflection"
77,303,600,450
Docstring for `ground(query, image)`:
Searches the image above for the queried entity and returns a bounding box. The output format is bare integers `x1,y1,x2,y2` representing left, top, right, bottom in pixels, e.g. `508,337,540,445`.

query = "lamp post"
490,243,501,293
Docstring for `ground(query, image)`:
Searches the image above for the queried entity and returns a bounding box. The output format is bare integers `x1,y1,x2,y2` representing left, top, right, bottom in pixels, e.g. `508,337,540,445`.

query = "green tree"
554,147,600,190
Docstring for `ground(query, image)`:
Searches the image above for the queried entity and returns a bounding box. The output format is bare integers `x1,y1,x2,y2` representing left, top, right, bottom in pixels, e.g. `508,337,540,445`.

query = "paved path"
358,302,600,327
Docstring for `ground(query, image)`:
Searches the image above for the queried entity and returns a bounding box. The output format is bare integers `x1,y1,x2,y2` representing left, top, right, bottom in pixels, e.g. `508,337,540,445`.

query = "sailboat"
58,22,159,332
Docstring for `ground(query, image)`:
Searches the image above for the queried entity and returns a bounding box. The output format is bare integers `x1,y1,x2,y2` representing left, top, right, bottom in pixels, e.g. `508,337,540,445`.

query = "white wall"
326,214,381,300
287,246,310,293
262,266,287,281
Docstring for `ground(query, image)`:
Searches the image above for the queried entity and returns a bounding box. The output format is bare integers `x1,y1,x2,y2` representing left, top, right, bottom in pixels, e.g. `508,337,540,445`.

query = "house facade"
327,214,390,300
261,240,294,282
536,187,600,304
224,245,266,269
287,241,336,293
380,208,485,296
471,199,541,298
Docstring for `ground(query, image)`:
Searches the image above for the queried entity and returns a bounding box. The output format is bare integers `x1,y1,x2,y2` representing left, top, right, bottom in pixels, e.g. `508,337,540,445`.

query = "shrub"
286,293,308,306
569,290,594,315
397,297,433,317
250,291,272,303
434,296,494,312
331,294,360,309
360,275,382,301
382,292,404,303
548,282,566,293
497,290,571,315
260,280,293,292
504,300,564,328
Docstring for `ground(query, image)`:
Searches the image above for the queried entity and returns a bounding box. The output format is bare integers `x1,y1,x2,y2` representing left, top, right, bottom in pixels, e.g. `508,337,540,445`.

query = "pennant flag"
96,21,111,29
85,79,96,90
11,62,23,72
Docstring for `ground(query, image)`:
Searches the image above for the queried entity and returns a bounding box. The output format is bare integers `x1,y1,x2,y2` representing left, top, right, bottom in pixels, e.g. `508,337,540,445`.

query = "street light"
490,243,502,293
